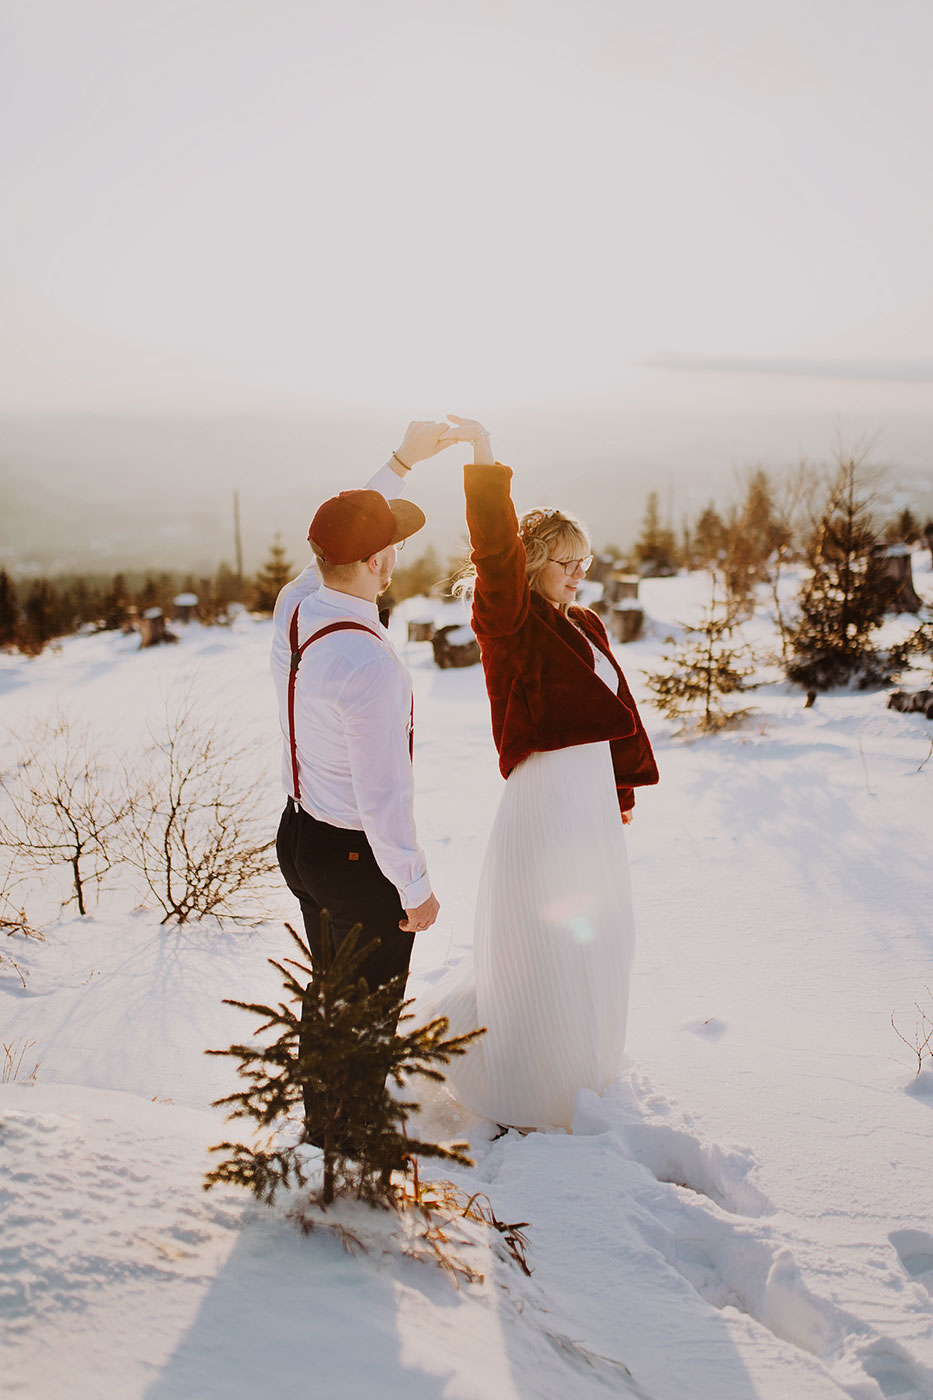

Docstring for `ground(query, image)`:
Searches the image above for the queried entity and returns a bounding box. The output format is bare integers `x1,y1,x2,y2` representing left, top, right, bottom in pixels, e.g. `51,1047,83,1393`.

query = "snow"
2,558,933,1400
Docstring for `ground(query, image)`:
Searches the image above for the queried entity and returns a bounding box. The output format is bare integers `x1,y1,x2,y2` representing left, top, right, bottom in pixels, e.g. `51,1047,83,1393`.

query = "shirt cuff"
399,870,432,909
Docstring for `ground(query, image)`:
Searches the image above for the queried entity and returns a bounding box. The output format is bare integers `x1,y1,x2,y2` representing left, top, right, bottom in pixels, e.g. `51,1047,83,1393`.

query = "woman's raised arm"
442,415,529,638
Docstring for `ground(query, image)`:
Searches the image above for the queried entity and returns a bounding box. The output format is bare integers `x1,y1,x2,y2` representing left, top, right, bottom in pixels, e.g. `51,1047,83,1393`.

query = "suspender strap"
287,608,413,803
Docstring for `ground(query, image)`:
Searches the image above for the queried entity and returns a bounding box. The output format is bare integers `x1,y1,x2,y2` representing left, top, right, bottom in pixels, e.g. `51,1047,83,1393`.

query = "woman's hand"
622,810,634,825
440,414,494,465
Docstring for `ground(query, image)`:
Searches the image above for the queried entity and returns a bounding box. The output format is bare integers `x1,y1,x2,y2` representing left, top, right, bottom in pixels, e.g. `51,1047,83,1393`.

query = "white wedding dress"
423,645,635,1131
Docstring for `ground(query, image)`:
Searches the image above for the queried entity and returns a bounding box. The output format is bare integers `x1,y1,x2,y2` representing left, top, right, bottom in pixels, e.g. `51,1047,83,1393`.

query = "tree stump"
172,592,199,623
589,554,620,584
138,607,169,647
888,690,933,720
603,573,641,605
609,604,644,643
877,545,922,613
431,623,480,669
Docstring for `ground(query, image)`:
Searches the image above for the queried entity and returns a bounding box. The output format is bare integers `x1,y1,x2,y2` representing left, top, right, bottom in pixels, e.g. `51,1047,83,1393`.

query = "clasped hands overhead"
394,416,492,470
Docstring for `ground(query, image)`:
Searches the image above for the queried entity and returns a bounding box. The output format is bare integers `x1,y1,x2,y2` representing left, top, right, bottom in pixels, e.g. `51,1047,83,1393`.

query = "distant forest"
2,466,931,661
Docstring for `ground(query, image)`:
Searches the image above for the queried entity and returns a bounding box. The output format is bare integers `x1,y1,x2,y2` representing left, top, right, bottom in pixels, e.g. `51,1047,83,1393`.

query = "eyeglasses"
548,555,592,577
395,538,406,552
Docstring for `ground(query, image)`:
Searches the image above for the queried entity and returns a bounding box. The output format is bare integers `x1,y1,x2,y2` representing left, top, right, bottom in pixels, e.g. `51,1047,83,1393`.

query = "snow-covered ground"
2,559,933,1400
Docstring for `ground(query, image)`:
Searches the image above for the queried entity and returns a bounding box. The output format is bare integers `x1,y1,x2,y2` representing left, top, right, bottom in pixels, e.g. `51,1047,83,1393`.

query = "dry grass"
2,1037,39,1085
287,1159,532,1290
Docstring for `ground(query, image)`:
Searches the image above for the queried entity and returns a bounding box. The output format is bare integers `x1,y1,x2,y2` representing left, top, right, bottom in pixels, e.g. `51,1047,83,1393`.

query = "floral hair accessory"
520,508,559,538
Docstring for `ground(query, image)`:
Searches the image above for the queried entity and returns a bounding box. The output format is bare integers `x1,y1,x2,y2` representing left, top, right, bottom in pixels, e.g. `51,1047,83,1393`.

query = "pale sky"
2,0,932,414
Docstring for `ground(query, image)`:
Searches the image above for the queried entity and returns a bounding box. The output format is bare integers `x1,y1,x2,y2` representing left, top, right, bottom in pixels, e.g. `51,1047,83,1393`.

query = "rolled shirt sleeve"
337,648,431,909
365,460,409,500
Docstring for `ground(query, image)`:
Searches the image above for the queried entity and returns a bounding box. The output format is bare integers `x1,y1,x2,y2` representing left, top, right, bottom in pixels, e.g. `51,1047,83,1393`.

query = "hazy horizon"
3,364,931,578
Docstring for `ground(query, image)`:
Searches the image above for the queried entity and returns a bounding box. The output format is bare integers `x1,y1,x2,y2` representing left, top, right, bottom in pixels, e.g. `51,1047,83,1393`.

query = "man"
271,422,449,1123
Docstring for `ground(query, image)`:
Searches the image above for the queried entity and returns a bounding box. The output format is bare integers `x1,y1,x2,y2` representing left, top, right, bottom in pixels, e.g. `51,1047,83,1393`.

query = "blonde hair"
454,506,591,614
519,508,590,603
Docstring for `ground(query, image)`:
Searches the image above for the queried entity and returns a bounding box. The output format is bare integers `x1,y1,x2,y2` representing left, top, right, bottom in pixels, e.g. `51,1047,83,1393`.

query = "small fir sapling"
205,915,483,1211
643,581,757,731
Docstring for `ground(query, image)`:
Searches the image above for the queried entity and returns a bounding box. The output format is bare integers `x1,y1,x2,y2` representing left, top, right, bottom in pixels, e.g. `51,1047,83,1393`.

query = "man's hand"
399,892,440,933
622,810,634,825
394,421,454,470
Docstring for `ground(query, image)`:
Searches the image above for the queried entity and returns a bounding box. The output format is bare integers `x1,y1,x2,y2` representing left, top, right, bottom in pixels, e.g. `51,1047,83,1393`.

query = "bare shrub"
0,857,39,938
124,691,277,924
0,717,128,915
1,894,42,989
892,992,933,1076
0,855,43,986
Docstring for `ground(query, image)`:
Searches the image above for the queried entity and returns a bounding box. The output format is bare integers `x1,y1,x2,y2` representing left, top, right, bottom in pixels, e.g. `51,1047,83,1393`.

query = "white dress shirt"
270,462,431,909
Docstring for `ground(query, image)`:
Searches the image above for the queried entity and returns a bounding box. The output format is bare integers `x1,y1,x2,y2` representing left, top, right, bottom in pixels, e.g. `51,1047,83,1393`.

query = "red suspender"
287,608,414,804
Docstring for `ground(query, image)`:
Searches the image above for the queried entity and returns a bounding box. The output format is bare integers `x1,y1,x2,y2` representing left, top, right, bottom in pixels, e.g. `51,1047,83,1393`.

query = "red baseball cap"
308,489,426,566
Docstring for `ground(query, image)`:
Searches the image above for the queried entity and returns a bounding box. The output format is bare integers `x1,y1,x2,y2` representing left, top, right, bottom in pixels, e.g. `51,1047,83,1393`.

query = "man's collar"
316,584,380,624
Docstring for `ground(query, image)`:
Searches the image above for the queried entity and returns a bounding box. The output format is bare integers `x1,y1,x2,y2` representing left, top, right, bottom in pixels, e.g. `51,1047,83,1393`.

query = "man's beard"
376,564,392,596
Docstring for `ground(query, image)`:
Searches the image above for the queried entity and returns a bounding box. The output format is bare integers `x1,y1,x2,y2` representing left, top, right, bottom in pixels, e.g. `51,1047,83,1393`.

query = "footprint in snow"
684,1016,729,1041
574,1088,772,1218
854,1335,933,1400
889,1229,933,1292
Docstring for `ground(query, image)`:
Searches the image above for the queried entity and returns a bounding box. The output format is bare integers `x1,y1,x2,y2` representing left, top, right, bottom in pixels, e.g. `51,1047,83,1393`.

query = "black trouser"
275,801,415,1133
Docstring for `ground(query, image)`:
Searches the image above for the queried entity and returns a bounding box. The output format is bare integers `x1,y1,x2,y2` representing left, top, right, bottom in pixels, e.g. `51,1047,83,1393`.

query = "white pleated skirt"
424,738,635,1132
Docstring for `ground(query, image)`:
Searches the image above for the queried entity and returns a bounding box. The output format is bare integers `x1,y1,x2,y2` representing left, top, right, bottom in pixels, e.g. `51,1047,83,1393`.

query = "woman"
428,416,659,1132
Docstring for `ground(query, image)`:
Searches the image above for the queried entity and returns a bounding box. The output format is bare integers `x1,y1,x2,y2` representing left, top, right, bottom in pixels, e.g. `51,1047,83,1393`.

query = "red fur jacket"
465,462,659,814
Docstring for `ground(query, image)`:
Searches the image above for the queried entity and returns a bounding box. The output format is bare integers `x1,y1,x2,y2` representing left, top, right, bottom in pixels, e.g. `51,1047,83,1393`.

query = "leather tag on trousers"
348,852,359,861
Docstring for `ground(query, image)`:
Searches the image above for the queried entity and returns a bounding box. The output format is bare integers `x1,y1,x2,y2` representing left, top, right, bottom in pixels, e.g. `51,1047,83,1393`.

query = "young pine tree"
19,579,58,655
690,503,727,570
787,458,891,690
644,582,757,731
0,570,18,648
635,491,679,574
212,561,242,614
136,574,174,615
252,535,294,612
391,546,442,602
101,572,131,631
721,468,789,609
206,916,482,1211
885,506,919,545
68,576,102,630
888,616,933,686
